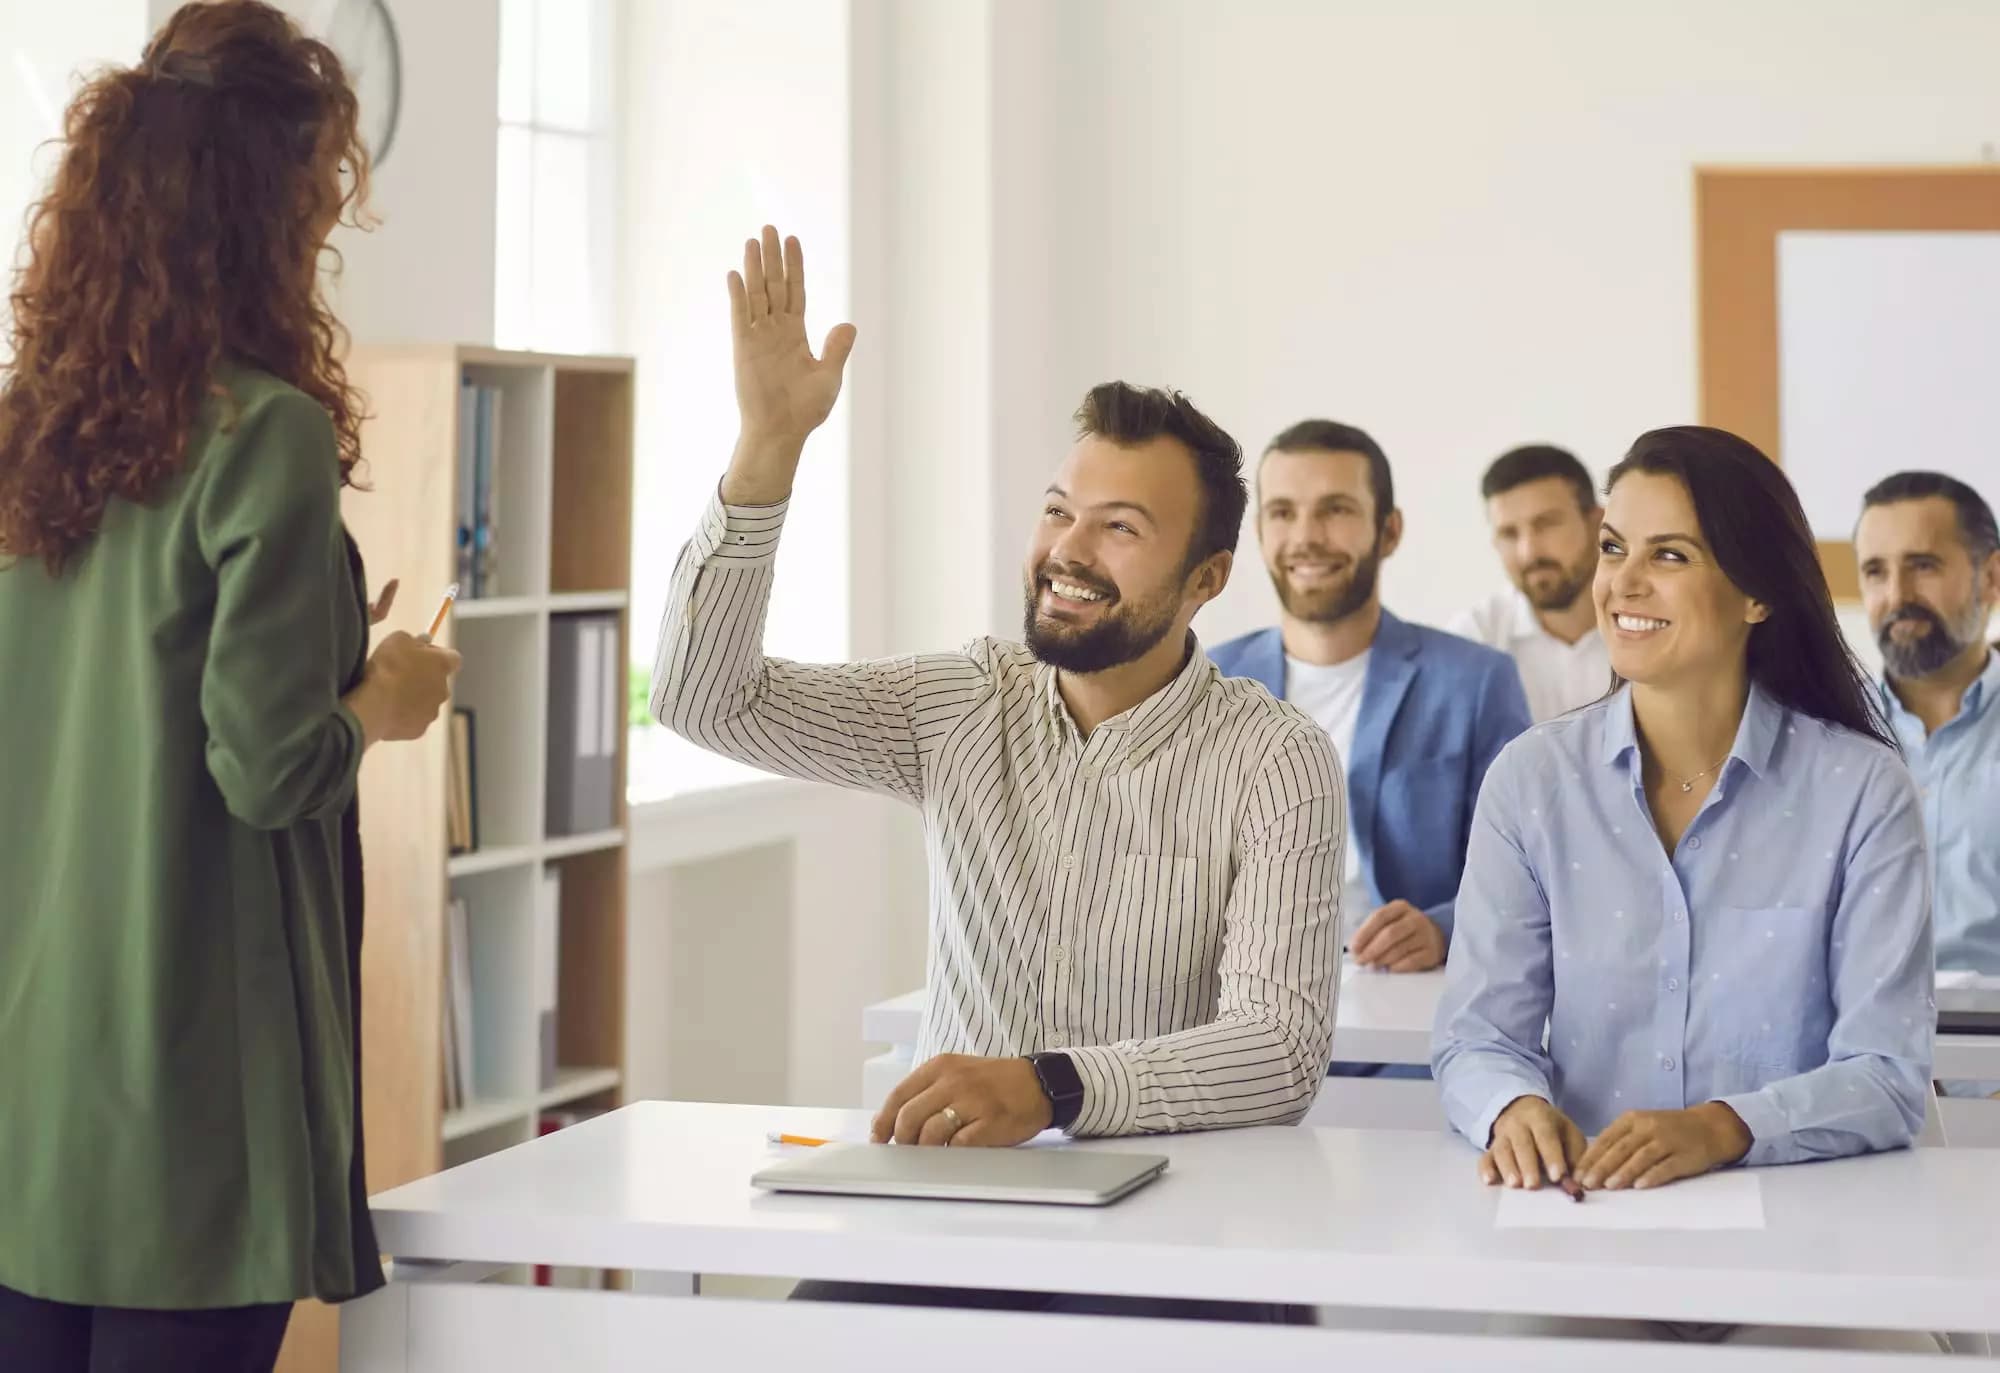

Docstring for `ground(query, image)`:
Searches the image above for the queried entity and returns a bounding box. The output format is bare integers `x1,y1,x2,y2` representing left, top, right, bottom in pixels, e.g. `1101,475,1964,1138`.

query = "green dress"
0,364,385,1308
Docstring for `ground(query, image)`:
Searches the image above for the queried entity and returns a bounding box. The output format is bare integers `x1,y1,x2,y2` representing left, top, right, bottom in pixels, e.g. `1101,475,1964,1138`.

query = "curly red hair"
0,0,372,574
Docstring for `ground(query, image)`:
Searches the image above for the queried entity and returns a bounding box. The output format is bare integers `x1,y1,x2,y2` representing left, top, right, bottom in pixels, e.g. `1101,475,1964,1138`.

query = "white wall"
616,0,850,672
932,0,2000,641
322,0,498,344
0,1,149,353
3,0,496,349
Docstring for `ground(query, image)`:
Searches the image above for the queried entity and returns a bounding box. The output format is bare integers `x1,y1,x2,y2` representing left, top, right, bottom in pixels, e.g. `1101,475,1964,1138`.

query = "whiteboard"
1776,231,2000,540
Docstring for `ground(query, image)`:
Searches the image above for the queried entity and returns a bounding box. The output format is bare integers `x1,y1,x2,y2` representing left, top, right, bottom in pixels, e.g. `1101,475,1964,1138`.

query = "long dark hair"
0,0,369,575
1607,426,1895,750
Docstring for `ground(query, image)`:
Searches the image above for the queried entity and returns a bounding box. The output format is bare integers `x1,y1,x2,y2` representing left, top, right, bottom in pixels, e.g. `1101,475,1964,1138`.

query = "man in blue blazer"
1212,420,1531,1004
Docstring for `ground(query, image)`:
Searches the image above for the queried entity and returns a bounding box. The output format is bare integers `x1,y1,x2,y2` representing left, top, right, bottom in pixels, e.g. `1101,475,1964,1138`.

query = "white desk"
342,1101,1996,1370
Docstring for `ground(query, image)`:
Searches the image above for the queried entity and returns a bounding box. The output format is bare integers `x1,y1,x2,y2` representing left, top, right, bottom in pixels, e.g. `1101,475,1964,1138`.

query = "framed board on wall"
1695,166,2000,600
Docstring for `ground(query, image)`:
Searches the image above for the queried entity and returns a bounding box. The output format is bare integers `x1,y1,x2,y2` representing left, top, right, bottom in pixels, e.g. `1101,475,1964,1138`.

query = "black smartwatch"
1026,1051,1085,1132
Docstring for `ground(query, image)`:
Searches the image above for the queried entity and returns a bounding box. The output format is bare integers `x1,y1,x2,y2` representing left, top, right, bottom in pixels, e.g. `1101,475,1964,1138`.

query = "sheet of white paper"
1494,1171,1765,1230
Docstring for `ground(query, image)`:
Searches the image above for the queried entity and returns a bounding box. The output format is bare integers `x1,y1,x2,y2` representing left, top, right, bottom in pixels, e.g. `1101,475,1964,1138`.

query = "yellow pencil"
421,582,458,642
765,1132,832,1148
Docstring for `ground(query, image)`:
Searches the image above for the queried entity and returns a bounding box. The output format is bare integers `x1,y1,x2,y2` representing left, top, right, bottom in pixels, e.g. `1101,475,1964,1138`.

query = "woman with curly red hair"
0,4,459,1367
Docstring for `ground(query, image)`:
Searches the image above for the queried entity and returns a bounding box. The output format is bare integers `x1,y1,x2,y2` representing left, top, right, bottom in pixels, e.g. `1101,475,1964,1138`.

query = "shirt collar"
1598,679,1784,780
1036,633,1216,764
1508,590,1544,642
1509,588,1601,653
1877,644,2000,724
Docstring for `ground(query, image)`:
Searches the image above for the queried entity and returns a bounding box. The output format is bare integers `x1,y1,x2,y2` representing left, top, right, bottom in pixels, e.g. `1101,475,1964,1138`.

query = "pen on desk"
1558,1175,1585,1203
421,582,459,643
766,1132,832,1148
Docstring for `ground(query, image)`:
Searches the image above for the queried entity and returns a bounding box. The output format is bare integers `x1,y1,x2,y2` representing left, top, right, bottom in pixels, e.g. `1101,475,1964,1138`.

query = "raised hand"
721,225,857,505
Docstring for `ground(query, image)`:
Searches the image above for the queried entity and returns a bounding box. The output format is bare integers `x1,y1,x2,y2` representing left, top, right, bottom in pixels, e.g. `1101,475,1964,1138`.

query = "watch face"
325,0,402,167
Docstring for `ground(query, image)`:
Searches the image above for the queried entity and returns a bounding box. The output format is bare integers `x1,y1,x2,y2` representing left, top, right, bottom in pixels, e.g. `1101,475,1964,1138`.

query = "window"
494,0,617,354
494,1,852,804
614,0,851,803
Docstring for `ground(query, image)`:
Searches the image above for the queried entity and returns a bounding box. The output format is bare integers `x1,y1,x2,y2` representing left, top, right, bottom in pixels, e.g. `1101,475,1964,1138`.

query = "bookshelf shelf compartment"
449,615,547,851
457,364,553,603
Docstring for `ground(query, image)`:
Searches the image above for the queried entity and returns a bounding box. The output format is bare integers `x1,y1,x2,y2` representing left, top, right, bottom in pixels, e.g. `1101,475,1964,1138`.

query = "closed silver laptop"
750,1143,1168,1207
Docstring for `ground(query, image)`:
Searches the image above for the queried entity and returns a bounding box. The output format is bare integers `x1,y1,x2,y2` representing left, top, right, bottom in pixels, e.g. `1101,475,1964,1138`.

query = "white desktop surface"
367,1100,2000,1334
1325,964,1442,1064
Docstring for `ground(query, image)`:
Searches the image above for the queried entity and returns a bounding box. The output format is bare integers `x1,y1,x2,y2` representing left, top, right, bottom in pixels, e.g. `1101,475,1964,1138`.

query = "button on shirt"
1880,648,2000,977
653,492,1345,1136
1433,684,1933,1167
1448,589,1611,724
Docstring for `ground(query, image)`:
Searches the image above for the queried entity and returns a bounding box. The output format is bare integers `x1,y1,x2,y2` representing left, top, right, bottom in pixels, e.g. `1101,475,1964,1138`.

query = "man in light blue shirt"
1854,472,2000,978
1434,684,1933,1165
1855,472,2000,1100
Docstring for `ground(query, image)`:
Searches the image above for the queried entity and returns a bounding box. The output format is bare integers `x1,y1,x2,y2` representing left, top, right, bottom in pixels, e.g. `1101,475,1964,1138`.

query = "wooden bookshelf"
278,346,635,1373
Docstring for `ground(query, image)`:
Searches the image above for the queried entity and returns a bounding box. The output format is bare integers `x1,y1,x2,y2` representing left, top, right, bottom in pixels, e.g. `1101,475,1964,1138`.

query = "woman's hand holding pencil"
342,582,463,748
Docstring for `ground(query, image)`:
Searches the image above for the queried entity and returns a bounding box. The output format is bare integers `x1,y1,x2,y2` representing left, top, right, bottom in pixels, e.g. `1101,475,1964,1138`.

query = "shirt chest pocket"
1082,854,1223,991
1702,905,1829,1069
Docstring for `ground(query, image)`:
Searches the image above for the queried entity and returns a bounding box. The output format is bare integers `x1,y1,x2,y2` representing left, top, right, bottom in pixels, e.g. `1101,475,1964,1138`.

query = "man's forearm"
718,433,805,507
649,488,929,801
1063,1000,1333,1137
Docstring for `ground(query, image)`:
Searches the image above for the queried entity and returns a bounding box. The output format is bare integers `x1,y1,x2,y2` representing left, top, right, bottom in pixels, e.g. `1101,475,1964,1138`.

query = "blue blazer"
1208,611,1531,941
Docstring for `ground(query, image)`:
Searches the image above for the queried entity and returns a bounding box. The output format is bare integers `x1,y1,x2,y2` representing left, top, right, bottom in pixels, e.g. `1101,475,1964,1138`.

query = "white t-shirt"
1286,650,1373,935
1447,589,1610,724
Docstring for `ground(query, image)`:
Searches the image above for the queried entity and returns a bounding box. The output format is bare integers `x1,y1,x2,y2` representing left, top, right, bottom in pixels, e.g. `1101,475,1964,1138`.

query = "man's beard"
1023,564,1181,673
1269,543,1381,624
1877,599,1986,680
1515,550,1596,613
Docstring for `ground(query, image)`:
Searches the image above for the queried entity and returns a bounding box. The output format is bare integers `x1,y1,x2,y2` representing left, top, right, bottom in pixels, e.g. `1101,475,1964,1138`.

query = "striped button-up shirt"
1434,683,1933,1166
651,492,1344,1136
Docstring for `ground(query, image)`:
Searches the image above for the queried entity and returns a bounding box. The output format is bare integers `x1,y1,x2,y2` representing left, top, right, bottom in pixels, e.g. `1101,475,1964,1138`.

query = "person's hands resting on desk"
871,1055,1053,1147
1480,1095,1753,1191
1479,1096,1587,1190
1349,898,1446,972
1574,1103,1752,1190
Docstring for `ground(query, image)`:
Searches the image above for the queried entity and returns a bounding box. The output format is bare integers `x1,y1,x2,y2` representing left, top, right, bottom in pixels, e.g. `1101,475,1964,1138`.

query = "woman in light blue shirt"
1434,426,1932,1197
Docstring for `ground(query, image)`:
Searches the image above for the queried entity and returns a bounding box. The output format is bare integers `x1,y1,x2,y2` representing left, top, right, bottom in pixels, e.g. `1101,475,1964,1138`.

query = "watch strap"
1028,1051,1085,1132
